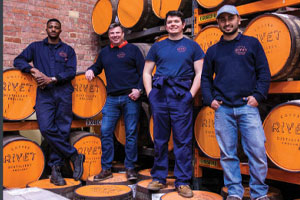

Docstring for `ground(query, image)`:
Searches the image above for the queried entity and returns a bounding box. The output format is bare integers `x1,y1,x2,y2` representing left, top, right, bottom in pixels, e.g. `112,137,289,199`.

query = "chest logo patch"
235,46,247,55
59,51,68,61
117,52,126,58
177,46,187,53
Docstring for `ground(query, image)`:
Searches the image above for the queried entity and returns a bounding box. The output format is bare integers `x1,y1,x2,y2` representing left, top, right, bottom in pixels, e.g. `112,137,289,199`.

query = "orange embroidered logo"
235,46,247,55
177,46,187,53
117,52,126,58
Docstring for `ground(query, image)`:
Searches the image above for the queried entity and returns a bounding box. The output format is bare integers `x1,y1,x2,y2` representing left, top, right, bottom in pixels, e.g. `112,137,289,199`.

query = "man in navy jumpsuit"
143,11,205,198
14,18,85,186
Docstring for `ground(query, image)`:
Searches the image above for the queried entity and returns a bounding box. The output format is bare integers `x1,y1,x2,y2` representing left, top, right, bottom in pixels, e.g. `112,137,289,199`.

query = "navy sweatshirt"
201,33,271,107
88,42,145,96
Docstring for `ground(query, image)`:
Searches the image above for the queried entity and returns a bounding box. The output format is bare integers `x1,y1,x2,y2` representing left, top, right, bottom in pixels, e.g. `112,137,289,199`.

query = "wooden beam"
197,0,300,25
3,120,91,131
196,156,300,185
269,80,300,94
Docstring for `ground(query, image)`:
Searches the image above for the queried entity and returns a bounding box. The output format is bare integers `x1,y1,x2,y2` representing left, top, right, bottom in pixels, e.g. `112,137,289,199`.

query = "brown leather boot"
94,169,113,181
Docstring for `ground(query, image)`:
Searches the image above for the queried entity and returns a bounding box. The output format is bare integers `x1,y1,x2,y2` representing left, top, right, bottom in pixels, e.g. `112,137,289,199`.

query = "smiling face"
46,21,62,40
165,15,185,35
108,26,124,47
217,13,240,36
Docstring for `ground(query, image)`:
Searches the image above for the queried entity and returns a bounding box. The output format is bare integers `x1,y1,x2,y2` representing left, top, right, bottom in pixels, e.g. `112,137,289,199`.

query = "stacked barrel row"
92,0,193,35
91,0,263,35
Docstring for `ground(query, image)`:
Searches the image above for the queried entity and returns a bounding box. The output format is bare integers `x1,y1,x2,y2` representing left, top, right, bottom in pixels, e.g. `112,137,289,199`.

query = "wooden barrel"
221,186,283,200
194,107,247,161
194,106,220,159
138,168,175,180
27,178,82,199
194,25,222,53
196,0,255,11
114,115,127,145
263,100,300,172
149,116,174,151
161,190,223,199
117,0,161,30
133,43,152,58
92,0,118,35
87,173,131,185
152,0,192,19
136,179,176,200
3,68,37,121
70,131,102,181
74,185,133,200
3,135,45,188
243,14,300,81
72,72,107,119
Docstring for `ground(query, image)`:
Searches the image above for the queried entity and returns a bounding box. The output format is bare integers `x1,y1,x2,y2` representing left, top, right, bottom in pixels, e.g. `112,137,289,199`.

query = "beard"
220,26,239,36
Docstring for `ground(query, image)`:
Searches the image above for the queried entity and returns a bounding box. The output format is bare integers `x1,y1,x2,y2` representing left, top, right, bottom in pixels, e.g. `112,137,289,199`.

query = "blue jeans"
100,95,140,170
214,104,268,199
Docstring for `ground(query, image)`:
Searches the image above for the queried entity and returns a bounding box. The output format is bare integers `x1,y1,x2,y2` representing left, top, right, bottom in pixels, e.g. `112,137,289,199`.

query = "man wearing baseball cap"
201,5,271,200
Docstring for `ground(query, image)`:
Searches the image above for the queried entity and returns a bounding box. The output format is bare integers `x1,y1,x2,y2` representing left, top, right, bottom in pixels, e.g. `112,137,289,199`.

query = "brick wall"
3,0,100,72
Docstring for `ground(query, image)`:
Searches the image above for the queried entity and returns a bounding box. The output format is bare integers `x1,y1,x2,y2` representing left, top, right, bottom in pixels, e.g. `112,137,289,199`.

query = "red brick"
5,37,22,43
12,8,28,15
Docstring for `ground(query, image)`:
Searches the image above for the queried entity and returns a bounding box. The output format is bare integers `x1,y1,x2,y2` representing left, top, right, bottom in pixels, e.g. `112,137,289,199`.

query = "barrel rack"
193,0,300,186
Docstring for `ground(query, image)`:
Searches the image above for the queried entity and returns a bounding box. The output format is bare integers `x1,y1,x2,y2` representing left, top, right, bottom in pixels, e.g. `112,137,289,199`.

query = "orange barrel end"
114,115,126,145
194,106,220,159
3,69,37,121
263,100,300,172
138,168,175,180
152,0,192,19
243,14,300,81
221,186,283,200
72,73,106,119
27,178,82,199
3,135,45,188
118,0,160,31
194,25,222,53
161,190,223,199
196,0,237,10
87,173,130,185
74,185,133,199
70,131,102,181
136,179,176,200
149,116,174,151
93,54,107,86
92,0,118,35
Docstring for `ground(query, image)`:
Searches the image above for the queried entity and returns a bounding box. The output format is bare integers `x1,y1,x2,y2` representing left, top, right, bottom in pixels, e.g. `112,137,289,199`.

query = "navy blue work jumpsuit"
14,38,77,167
148,75,194,187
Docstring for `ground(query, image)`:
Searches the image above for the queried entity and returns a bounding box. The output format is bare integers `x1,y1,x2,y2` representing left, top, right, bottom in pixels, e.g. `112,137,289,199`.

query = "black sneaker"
126,169,137,181
94,169,113,181
50,166,66,186
70,153,85,181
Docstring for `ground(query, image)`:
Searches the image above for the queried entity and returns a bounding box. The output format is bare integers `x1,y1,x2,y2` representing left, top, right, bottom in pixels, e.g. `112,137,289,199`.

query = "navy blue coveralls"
14,38,78,167
146,37,205,187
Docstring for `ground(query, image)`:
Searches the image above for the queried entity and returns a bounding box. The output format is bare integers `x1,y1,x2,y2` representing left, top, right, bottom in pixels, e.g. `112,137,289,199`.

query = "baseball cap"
216,5,239,18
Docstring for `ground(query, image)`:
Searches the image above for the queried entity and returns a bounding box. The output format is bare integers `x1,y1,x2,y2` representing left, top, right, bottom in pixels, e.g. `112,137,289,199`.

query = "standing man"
201,5,271,200
14,18,85,186
85,23,144,181
143,11,205,198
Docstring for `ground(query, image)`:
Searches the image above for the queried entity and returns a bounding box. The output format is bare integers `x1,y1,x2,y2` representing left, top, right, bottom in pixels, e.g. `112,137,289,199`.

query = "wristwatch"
138,89,143,95
51,77,57,82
